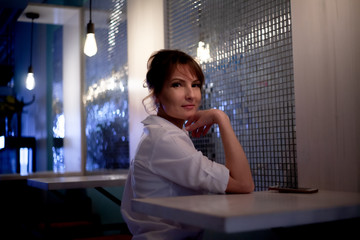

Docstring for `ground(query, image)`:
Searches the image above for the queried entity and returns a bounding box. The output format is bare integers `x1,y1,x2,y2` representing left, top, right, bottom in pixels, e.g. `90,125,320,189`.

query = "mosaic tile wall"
167,0,297,190
84,0,129,171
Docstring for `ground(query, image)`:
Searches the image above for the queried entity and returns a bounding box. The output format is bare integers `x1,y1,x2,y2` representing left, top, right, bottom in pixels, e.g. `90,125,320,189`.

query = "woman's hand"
186,108,254,193
185,109,223,137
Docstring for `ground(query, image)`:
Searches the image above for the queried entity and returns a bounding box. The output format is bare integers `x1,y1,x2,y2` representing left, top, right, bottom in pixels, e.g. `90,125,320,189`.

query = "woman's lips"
182,104,195,110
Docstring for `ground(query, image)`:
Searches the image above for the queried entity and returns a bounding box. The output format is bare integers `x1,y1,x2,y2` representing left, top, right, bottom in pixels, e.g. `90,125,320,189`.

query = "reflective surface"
52,25,64,173
84,0,129,171
167,0,296,190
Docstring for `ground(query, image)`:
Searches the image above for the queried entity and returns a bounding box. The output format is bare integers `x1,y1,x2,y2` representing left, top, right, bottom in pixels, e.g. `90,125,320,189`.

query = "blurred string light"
84,71,126,103
108,0,125,57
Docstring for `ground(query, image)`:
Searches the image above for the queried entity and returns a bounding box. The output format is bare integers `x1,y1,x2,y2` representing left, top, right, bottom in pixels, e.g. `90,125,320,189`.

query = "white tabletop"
132,190,360,233
27,174,128,190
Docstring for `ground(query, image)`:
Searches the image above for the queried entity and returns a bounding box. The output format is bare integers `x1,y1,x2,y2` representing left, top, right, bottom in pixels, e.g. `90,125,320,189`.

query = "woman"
121,49,254,239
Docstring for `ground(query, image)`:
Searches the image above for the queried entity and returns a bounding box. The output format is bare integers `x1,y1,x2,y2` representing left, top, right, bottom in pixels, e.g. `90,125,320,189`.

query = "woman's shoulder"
136,115,196,164
142,115,186,133
141,115,192,145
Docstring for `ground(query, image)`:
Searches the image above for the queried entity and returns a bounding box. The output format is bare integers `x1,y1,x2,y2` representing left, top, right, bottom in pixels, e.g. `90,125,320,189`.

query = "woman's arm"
185,109,254,193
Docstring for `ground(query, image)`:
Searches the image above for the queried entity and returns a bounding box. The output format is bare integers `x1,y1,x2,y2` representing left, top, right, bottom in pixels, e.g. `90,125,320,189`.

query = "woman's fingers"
202,124,212,135
187,120,213,138
185,109,218,137
185,116,201,132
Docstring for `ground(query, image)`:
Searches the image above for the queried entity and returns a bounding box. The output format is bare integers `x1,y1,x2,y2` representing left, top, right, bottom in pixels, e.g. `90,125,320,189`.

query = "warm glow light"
26,71,36,90
83,71,126,104
0,135,4,150
84,32,98,57
25,12,39,91
197,41,211,63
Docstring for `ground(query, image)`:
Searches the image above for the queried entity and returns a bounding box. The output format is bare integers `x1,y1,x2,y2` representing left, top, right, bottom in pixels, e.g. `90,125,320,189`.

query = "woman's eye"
171,82,181,88
192,83,201,88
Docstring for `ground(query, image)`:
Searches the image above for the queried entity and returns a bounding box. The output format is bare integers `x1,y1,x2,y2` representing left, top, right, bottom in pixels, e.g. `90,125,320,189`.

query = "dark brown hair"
145,49,205,98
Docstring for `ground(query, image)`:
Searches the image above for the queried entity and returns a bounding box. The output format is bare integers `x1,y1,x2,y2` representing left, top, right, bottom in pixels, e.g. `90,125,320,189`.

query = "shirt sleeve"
147,127,229,194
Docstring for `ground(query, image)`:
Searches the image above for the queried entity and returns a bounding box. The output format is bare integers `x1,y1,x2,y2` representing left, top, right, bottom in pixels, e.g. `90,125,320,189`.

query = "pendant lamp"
25,12,39,91
84,0,97,57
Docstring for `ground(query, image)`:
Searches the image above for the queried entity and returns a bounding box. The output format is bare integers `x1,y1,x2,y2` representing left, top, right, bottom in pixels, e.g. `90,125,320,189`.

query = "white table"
132,190,360,233
27,174,128,190
28,174,128,206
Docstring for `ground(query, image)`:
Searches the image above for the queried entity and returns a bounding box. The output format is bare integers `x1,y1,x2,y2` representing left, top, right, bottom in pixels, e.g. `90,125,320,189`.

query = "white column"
127,0,165,160
63,8,82,172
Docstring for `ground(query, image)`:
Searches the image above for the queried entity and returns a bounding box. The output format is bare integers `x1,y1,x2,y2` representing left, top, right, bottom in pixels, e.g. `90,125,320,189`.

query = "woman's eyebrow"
170,78,185,82
170,77,199,82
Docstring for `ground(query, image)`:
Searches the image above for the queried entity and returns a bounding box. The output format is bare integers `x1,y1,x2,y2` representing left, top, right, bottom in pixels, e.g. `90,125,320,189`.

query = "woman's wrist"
211,109,230,125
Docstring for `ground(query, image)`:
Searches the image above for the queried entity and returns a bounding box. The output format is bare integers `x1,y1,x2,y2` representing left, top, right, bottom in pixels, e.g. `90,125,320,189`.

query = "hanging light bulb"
25,12,39,91
84,0,97,57
26,66,35,90
84,21,97,56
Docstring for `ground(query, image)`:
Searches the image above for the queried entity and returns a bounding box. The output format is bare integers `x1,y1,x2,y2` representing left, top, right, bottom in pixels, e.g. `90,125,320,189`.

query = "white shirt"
121,115,229,240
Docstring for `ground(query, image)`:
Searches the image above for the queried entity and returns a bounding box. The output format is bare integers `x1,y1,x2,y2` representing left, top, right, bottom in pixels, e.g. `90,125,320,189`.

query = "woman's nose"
185,86,194,99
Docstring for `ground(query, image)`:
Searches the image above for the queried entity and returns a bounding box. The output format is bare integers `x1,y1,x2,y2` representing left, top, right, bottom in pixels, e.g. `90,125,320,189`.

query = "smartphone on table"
268,186,318,193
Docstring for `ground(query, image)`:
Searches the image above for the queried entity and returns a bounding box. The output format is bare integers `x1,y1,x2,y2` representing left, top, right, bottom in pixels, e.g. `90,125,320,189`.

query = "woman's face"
157,64,202,128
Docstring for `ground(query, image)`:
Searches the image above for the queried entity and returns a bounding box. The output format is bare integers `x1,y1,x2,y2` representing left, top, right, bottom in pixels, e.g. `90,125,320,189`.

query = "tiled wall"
167,0,297,190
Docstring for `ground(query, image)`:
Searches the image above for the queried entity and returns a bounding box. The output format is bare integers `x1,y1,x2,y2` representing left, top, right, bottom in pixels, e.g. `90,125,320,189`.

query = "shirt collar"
142,115,188,134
